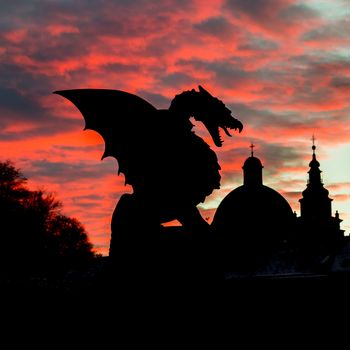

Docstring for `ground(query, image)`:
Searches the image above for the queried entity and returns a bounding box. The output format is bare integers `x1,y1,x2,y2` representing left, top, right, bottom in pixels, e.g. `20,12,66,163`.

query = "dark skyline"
1,0,350,254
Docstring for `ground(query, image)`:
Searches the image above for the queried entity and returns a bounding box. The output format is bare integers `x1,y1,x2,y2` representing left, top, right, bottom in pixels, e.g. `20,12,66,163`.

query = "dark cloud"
159,72,195,88
225,0,283,18
193,16,234,37
26,159,115,183
28,33,90,63
259,142,304,176
281,55,350,107
224,0,319,36
178,58,287,92
52,144,101,153
217,146,250,169
283,190,304,199
0,63,53,94
225,0,318,22
310,56,350,75
227,103,302,128
331,77,350,91
0,87,41,116
0,59,85,140
71,194,106,208
0,62,83,140
74,194,104,201
101,63,141,73
0,117,82,141
178,58,250,88
143,31,187,58
0,1,44,30
136,91,170,109
43,0,191,35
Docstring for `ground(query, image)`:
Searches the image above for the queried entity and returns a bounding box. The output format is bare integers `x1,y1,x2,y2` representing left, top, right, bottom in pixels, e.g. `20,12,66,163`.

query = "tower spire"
308,135,322,186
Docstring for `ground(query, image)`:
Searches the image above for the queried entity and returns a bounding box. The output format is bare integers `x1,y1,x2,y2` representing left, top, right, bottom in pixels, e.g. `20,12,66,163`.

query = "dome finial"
312,134,316,154
250,142,255,157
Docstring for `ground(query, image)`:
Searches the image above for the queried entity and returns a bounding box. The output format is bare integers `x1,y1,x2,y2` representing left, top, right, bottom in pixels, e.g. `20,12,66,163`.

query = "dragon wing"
53,89,157,161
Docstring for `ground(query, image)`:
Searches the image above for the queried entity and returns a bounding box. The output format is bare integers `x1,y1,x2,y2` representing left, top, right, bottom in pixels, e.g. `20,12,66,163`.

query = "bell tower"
299,137,332,220
297,137,344,262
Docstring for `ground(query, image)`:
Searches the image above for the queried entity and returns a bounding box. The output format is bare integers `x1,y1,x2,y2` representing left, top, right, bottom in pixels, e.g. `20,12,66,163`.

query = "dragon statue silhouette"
54,86,243,257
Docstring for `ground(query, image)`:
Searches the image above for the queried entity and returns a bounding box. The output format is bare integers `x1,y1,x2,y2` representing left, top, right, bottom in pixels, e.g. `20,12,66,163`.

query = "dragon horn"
198,85,212,97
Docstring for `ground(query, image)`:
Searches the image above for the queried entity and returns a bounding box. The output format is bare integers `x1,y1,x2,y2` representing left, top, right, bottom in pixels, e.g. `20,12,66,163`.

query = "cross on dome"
250,143,255,157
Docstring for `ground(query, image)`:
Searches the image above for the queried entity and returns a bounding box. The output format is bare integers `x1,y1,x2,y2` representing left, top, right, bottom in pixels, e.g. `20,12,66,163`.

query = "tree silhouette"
0,160,94,275
47,215,94,264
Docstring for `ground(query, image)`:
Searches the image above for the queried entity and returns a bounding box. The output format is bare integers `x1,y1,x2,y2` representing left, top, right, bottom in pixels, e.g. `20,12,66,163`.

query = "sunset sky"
1,0,350,255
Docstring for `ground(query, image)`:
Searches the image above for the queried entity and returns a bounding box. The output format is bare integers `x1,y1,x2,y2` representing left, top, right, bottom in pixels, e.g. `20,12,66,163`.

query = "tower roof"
242,144,263,186
243,155,263,169
304,138,326,191
309,140,320,169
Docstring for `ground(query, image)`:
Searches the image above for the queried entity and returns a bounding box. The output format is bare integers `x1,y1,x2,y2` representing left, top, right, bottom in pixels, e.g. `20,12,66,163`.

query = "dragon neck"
169,90,201,119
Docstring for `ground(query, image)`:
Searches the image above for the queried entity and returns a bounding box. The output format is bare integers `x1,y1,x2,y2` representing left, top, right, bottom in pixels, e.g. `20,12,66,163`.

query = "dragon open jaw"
206,120,243,147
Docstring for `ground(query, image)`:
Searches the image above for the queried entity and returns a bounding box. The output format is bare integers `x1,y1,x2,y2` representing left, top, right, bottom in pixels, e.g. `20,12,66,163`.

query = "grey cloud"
143,32,185,57
136,91,170,109
52,144,102,153
279,3,319,21
193,16,234,37
0,87,41,116
73,194,104,201
302,18,350,41
0,61,84,140
159,72,195,88
178,58,287,89
331,77,350,91
225,0,277,18
29,33,90,63
225,0,318,21
71,194,106,208
283,190,304,199
101,63,141,73
0,63,53,94
238,35,278,51
260,142,304,172
227,103,302,128
224,0,320,36
26,159,116,183
0,117,82,141
177,59,251,88
0,1,44,30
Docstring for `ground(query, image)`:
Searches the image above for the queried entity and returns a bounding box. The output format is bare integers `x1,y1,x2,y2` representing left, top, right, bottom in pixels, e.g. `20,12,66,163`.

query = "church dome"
211,149,295,270
212,184,294,235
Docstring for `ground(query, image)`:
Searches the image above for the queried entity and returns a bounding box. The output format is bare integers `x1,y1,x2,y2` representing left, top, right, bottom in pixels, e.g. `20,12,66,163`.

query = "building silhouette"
212,141,346,276
295,140,344,272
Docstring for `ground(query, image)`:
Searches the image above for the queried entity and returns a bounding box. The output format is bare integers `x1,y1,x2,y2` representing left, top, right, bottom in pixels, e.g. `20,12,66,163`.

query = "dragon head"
194,85,243,147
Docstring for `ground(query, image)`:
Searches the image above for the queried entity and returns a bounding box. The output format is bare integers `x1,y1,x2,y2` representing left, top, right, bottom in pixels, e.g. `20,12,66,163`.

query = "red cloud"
2,0,350,253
